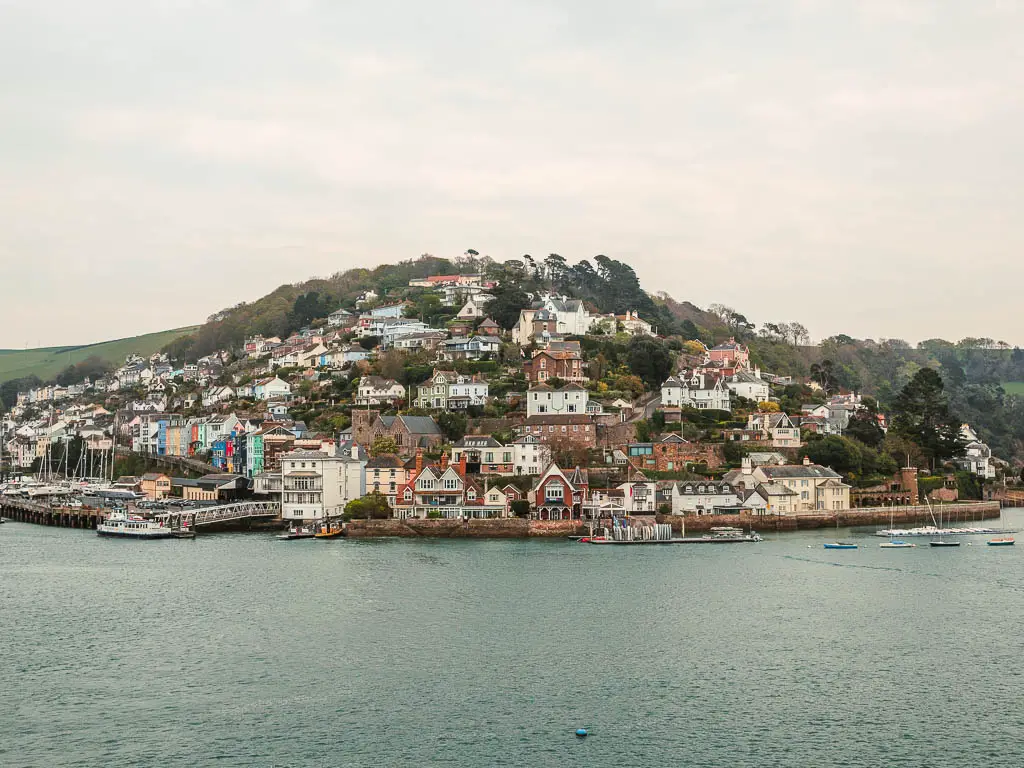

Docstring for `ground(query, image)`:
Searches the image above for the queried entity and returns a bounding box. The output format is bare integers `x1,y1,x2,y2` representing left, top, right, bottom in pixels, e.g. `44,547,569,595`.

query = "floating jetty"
874,526,1017,538
580,523,762,545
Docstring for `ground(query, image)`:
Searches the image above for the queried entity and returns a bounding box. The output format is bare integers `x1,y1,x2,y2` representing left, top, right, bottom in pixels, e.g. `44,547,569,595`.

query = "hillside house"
523,349,586,384
526,383,589,418
355,376,406,406
745,411,801,448
725,370,770,403
254,377,291,401
415,370,488,409
660,372,731,412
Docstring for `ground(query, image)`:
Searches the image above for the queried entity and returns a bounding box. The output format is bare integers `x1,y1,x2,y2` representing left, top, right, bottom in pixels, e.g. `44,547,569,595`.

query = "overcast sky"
2,1,1022,348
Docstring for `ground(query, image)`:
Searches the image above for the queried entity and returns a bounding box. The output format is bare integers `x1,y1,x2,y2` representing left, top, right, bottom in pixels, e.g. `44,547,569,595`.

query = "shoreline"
345,501,1001,538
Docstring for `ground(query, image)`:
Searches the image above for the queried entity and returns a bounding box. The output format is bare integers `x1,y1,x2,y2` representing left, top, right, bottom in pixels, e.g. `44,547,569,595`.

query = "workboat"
277,525,316,540
314,522,344,539
97,511,175,539
988,537,1015,546
879,540,915,549
823,542,858,550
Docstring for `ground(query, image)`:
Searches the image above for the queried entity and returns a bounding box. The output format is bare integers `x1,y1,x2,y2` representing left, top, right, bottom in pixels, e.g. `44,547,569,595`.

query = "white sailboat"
880,504,915,548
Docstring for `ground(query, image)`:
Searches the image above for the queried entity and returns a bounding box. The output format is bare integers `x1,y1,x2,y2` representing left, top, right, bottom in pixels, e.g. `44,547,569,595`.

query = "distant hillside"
0,327,199,386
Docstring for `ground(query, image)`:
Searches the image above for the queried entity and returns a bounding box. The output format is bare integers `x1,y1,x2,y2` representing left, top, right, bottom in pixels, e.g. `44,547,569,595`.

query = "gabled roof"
396,416,443,435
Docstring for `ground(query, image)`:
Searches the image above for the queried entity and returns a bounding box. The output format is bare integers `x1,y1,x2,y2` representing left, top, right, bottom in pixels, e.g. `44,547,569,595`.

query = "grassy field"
1001,382,1024,395
0,327,199,385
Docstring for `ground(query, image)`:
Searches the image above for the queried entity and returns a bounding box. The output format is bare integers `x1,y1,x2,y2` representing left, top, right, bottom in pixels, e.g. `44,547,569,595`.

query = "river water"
2,511,1023,767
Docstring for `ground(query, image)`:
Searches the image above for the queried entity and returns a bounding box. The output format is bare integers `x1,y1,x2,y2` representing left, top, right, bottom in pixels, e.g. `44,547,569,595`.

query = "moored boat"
97,511,175,539
824,542,857,550
879,540,915,548
315,522,344,539
988,537,1015,546
277,525,316,540
929,540,960,547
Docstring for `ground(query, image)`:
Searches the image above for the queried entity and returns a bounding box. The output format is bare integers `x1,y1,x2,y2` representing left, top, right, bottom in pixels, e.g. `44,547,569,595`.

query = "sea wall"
344,502,1001,538
345,518,585,538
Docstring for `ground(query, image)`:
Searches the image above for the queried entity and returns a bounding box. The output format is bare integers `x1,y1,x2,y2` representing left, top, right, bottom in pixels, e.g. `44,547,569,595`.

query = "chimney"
441,452,449,470
415,448,423,473
803,455,811,466
459,453,467,477
741,456,752,475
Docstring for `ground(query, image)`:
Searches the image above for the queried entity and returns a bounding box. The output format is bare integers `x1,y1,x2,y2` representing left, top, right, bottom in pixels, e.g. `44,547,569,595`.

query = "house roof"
454,435,503,448
393,415,443,435
760,464,843,480
366,454,405,468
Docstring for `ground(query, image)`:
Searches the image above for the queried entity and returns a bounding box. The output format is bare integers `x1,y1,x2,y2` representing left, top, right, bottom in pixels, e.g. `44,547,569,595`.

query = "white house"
456,293,495,320
355,376,406,406
617,481,659,513
958,424,996,479
671,480,742,515
438,335,502,361
254,376,291,401
746,411,801,448
339,345,369,364
527,383,589,418
415,370,488,409
661,372,731,412
280,444,367,522
511,434,552,476
202,385,235,408
725,370,770,403
366,302,407,319
327,308,353,327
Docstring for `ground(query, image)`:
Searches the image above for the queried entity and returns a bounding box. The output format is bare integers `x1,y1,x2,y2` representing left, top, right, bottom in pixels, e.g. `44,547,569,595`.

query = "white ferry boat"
97,511,175,539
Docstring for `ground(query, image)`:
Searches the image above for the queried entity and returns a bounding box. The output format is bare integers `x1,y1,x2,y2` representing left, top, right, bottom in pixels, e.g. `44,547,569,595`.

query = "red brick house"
523,350,586,384
532,463,589,520
514,415,596,448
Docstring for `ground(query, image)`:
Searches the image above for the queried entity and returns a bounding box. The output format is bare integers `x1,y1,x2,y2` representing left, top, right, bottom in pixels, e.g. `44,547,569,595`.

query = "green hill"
0,327,199,386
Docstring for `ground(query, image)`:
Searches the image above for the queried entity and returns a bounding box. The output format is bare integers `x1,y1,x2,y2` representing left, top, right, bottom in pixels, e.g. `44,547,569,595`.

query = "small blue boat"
824,542,858,550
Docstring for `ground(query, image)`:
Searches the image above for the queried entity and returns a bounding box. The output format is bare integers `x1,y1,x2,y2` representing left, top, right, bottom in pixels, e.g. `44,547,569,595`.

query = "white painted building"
512,434,552,476
280,445,367,522
355,376,406,406
725,370,770,402
671,480,742,515
660,372,731,412
254,377,292,401
527,383,590,418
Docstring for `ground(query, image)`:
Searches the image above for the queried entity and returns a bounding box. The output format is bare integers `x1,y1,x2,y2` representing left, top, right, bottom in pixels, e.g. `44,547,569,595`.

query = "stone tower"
352,409,380,448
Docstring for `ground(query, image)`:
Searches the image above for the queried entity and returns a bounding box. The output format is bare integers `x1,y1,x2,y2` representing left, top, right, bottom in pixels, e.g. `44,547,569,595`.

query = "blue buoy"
576,728,588,738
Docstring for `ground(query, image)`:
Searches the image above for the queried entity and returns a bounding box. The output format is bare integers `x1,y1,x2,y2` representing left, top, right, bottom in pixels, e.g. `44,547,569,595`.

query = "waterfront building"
280,444,367,522
531,463,589,520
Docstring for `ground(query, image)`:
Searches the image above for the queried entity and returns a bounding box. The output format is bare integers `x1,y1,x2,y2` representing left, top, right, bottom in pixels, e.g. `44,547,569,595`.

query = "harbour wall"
346,502,1001,538
345,518,585,538
0,498,104,529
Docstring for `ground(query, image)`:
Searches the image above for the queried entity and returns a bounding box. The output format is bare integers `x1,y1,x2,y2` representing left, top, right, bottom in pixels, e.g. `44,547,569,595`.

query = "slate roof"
366,454,405,469
454,435,504,448
760,464,842,480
